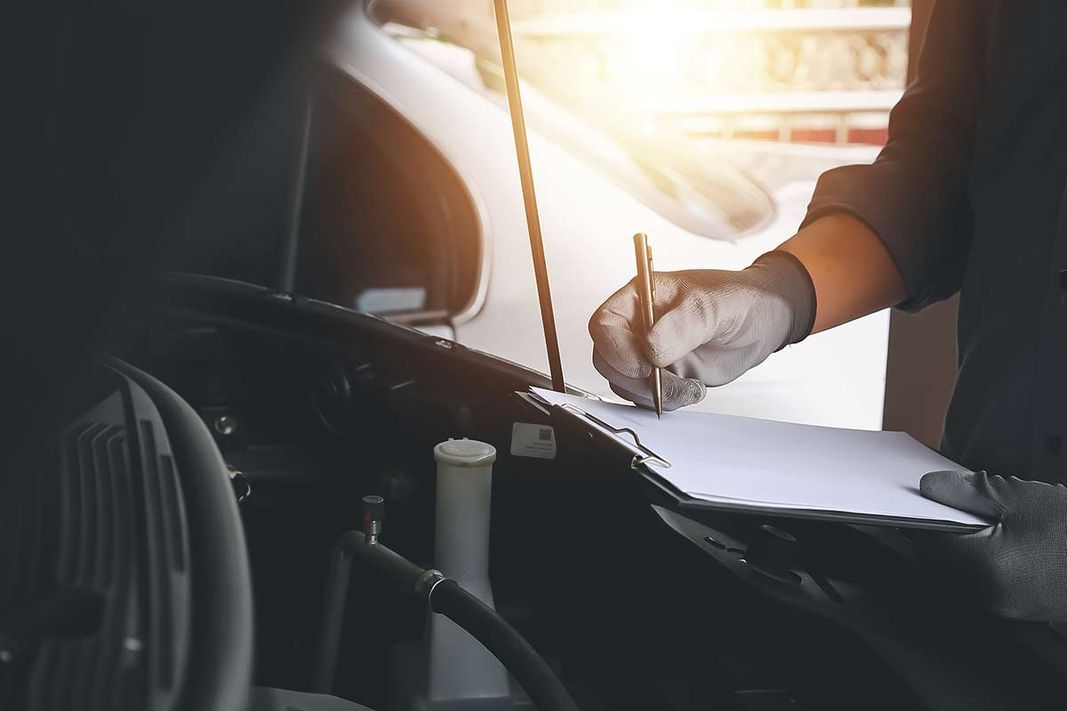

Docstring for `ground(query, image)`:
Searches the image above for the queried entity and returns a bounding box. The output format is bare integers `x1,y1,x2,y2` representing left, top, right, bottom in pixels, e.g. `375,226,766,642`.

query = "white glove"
588,251,816,410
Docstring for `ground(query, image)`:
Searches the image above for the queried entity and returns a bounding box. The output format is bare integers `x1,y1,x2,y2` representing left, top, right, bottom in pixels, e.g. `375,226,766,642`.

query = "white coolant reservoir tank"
428,438,510,701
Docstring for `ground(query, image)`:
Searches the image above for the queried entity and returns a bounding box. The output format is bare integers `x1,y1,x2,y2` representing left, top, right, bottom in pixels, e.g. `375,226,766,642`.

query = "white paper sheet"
531,388,989,528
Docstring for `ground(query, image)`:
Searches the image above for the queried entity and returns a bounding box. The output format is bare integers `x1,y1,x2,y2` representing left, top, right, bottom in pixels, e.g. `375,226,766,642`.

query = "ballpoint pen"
633,233,663,418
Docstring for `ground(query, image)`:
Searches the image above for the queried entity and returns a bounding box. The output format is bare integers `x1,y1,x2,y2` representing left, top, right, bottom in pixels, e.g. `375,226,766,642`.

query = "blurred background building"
505,0,908,146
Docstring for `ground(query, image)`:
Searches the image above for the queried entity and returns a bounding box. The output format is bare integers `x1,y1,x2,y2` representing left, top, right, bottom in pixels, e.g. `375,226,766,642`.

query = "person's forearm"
778,213,907,333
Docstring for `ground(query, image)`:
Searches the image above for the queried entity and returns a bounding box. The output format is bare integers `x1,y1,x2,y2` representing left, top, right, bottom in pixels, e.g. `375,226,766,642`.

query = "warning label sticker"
510,422,557,460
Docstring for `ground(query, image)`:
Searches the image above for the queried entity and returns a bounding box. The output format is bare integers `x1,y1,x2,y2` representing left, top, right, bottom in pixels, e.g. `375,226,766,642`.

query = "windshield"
371,0,905,242
372,1,776,239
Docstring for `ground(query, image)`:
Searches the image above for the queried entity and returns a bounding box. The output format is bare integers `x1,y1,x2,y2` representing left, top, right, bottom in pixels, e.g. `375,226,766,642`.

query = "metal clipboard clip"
557,402,672,470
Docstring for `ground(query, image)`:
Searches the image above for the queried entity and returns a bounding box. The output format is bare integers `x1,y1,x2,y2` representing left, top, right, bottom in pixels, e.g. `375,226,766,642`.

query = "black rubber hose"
313,532,428,693
430,579,579,711
347,536,426,590
313,533,579,711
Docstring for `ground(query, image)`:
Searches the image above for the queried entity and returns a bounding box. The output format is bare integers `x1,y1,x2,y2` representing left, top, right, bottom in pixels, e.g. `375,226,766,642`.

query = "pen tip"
657,412,662,420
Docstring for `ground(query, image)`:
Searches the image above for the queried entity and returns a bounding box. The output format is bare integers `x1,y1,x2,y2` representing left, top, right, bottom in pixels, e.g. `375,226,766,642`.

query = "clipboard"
522,389,988,533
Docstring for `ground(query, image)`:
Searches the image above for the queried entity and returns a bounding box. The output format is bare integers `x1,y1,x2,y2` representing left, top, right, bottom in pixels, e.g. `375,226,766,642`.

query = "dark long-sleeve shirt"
802,0,1067,482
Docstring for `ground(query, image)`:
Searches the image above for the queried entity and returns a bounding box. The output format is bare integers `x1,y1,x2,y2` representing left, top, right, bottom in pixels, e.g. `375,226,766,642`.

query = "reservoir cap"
434,438,497,467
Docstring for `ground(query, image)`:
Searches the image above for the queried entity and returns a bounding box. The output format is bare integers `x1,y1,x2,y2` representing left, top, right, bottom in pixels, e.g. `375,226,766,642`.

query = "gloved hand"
919,470,1067,621
588,251,816,410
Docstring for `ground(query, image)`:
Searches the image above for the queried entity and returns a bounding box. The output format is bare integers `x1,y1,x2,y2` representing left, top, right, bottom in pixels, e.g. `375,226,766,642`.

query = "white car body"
329,2,890,430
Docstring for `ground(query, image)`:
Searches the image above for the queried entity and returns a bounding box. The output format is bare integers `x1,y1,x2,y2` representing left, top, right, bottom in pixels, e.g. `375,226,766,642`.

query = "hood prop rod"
492,0,565,392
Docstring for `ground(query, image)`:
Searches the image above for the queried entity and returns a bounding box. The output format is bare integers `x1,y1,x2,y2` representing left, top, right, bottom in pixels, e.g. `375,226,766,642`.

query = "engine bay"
13,274,1054,711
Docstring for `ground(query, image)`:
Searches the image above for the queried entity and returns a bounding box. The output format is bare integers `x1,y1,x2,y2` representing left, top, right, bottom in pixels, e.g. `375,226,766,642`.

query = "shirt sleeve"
800,0,987,311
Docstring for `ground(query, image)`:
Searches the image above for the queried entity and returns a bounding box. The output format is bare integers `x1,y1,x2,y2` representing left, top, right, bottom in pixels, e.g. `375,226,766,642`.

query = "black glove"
919,470,1067,621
